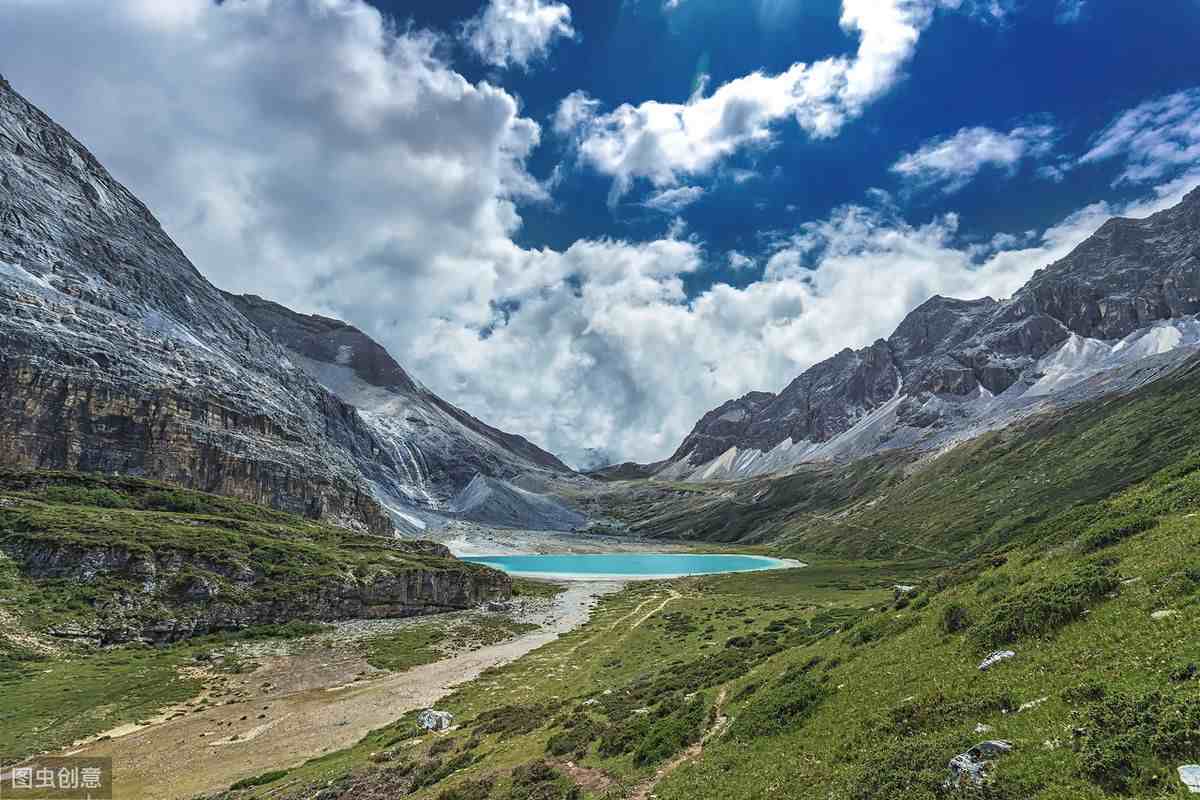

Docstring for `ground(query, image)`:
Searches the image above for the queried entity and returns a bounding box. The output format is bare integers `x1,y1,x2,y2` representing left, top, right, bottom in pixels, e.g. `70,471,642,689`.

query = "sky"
1,0,1199,469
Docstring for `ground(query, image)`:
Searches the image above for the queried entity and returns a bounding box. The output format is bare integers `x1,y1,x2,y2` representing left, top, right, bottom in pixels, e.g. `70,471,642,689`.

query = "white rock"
417,709,453,732
978,650,1016,671
1152,609,1179,620
1179,765,1200,793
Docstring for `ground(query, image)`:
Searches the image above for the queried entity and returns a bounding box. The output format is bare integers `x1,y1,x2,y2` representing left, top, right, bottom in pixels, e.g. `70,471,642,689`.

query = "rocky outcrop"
2,537,508,644
664,187,1200,479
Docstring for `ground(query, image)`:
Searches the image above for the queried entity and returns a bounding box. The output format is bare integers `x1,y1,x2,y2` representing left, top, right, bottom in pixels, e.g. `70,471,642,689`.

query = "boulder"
1180,765,1200,794
945,740,1013,788
978,650,1016,671
418,709,453,732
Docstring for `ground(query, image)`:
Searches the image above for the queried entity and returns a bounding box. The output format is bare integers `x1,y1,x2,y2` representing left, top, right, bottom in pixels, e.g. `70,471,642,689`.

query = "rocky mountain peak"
661,186,1200,480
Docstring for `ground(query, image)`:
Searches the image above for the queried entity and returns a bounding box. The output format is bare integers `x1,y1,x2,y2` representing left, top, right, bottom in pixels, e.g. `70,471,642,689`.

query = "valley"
2,41,1200,800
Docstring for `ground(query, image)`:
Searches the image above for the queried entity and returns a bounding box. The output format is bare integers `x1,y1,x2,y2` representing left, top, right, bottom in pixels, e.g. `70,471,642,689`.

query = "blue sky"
2,0,1198,467
386,0,1200,292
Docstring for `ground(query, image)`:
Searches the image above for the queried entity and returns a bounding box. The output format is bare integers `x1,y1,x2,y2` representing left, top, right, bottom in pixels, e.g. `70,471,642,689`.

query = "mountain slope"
662,189,1200,480
0,75,575,534
224,293,581,530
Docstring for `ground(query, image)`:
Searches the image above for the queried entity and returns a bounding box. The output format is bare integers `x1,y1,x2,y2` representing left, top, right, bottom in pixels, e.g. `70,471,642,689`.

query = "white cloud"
644,185,705,213
1080,88,1200,185
461,0,575,70
556,0,959,200
1055,0,1086,24
1,0,1197,469
892,123,1058,192
727,251,756,271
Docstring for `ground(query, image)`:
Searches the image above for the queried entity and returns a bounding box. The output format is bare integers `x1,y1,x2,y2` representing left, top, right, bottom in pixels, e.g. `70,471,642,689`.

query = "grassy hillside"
0,470,499,638
213,447,1200,799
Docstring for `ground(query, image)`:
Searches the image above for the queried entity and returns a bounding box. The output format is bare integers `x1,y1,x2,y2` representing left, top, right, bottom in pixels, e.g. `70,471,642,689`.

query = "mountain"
659,188,1200,480
0,74,575,534
224,293,582,530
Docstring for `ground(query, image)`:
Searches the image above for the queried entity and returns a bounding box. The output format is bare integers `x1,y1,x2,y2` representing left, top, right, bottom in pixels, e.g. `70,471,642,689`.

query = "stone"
978,650,1016,671
1152,609,1179,620
417,709,453,732
1179,765,1200,794
945,741,1013,788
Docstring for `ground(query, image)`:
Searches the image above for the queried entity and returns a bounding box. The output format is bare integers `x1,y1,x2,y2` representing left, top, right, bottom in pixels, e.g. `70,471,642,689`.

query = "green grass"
362,615,539,672
0,470,497,637
206,437,1200,800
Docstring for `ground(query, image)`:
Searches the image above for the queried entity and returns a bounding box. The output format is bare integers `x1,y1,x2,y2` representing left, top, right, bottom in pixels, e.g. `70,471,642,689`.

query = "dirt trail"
628,689,729,800
60,583,618,800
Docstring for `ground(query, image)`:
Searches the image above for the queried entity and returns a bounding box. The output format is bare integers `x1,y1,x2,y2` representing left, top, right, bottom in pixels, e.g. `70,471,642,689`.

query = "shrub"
939,602,972,634
1079,512,1158,552
43,486,131,508
632,696,707,766
545,718,602,758
509,761,579,800
472,703,551,736
969,561,1119,648
229,769,288,790
730,678,825,740
1074,689,1200,794
888,689,1015,735
140,490,208,513
437,777,494,800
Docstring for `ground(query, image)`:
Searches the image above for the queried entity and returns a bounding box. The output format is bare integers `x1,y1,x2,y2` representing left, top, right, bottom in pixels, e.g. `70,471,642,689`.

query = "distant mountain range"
0,74,577,535
648,188,1200,481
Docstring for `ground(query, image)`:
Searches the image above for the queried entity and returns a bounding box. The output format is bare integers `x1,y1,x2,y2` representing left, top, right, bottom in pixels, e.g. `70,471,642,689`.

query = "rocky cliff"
663,187,1200,479
0,471,510,644
224,293,575,524
0,74,575,533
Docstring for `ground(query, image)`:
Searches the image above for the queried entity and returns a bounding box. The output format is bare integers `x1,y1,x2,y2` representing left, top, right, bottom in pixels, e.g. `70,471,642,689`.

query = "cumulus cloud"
555,0,960,200
461,0,576,70
892,123,1058,192
644,185,705,213
1080,87,1200,185
727,251,756,271
1,0,1197,468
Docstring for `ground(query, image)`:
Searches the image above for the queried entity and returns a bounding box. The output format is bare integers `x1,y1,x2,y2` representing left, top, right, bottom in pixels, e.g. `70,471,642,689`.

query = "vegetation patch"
969,561,1120,648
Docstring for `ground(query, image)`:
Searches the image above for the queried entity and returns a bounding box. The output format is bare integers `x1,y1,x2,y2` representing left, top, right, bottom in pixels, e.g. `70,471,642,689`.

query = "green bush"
43,486,131,508
229,768,288,790
1079,512,1158,552
939,602,972,634
969,562,1119,648
472,703,551,736
730,678,825,740
888,689,1015,735
437,777,494,800
545,717,603,757
140,490,208,513
1075,689,1200,794
632,695,707,766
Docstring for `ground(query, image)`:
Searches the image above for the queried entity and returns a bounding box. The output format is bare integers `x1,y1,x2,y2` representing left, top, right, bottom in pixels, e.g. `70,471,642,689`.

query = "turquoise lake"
461,553,793,579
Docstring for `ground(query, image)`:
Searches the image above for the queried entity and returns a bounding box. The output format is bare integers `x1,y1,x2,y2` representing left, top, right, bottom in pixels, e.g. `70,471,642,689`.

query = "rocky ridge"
662,188,1200,480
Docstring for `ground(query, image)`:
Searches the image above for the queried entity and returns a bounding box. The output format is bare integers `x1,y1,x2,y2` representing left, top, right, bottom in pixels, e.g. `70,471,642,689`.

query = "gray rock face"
0,75,572,533
225,293,574,519
450,473,586,531
665,187,1200,479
